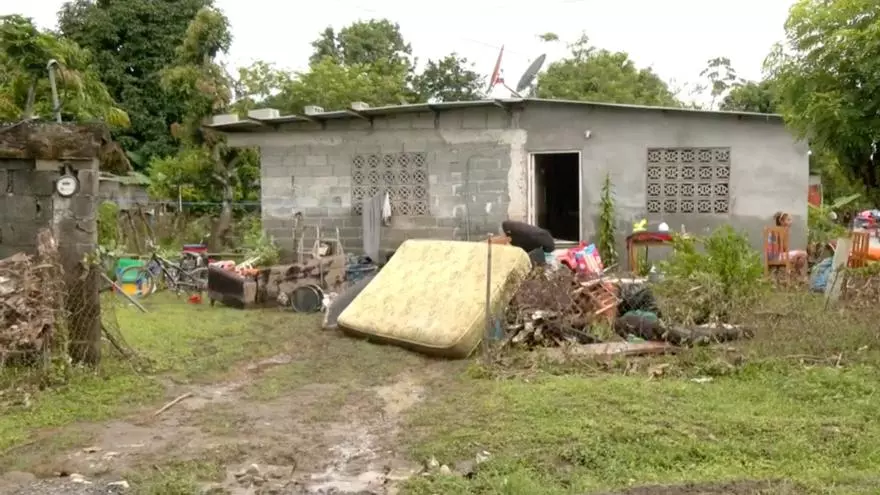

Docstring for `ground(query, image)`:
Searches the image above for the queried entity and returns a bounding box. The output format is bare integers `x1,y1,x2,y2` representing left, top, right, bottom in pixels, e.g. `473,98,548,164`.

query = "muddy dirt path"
3,353,451,495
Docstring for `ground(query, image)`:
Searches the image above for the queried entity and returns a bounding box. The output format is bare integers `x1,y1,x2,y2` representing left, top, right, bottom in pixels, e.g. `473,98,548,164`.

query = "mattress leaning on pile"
337,239,531,358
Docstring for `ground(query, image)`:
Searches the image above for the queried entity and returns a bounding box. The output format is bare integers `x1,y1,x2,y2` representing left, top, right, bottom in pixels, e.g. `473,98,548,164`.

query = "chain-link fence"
0,230,141,383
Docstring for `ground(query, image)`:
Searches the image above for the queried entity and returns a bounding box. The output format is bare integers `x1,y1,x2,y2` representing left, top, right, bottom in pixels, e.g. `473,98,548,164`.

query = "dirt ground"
0,351,453,495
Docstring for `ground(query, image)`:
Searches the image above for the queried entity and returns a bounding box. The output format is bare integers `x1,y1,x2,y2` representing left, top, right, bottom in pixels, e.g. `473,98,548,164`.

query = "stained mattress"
337,239,530,358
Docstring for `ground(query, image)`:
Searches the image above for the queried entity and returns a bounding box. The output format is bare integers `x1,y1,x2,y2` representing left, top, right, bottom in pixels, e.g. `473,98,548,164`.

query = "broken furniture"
849,231,871,268
208,226,347,310
261,254,346,308
207,265,259,309
579,279,619,325
626,231,674,274
296,226,343,262
763,226,791,275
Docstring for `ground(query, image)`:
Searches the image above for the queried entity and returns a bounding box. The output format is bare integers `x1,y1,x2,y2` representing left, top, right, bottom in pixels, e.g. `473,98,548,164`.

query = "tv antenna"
487,48,547,98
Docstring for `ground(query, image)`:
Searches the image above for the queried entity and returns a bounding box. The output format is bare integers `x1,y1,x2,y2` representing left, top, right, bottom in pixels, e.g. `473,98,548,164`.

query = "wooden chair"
579,279,619,325
763,226,791,275
849,231,870,268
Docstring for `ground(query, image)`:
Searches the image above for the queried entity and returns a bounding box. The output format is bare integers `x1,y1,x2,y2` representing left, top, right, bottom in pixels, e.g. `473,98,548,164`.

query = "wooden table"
626,231,675,273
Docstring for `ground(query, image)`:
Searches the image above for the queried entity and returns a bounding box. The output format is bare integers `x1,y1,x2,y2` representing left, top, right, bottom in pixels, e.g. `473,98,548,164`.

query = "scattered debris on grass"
501,265,754,360
503,268,616,347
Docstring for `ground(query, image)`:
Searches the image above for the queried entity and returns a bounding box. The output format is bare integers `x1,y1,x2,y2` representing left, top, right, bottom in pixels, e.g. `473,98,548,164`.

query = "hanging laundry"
381,191,392,225
362,192,384,263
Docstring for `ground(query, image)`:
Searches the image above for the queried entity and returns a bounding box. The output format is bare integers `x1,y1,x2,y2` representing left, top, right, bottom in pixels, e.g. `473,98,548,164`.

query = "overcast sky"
5,0,796,101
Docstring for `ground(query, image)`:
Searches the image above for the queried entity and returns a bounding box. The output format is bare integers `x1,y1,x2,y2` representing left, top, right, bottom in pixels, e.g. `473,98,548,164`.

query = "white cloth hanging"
381,191,392,225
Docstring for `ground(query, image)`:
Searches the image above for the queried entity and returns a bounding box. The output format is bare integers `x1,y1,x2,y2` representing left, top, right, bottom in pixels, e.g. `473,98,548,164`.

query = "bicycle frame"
145,253,203,291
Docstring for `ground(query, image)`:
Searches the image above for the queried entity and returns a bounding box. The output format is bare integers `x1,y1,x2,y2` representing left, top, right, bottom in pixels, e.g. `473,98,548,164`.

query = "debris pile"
502,266,754,352
504,268,617,347
844,272,880,309
0,231,63,363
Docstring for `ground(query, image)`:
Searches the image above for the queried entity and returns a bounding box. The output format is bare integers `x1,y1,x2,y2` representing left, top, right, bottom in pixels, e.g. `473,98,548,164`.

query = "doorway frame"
527,150,583,241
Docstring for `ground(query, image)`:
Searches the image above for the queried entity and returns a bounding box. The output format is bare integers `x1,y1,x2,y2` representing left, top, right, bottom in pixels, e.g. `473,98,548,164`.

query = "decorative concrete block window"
351,152,429,216
646,147,730,215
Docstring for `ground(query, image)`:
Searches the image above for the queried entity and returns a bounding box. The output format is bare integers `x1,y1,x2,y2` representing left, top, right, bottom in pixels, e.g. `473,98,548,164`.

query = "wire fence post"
483,236,492,359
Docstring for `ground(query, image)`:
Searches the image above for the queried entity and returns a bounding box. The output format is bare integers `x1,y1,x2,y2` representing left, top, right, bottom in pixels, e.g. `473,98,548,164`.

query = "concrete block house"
210,98,809,259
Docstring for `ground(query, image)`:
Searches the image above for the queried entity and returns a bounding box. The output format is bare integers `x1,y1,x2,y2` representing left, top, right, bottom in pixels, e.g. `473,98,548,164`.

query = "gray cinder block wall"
222,100,808,262
233,107,526,258
0,160,56,258
0,122,102,364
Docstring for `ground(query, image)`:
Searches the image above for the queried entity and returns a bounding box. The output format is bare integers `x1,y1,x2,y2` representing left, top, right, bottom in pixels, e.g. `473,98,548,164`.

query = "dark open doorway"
533,152,581,241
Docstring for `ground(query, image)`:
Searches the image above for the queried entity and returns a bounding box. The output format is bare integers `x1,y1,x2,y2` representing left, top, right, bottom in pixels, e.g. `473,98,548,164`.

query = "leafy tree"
274,57,410,112
537,34,679,107
309,19,412,70
699,57,742,109
281,19,484,111
766,0,880,194
412,54,484,102
58,0,211,167
231,61,291,113
153,6,258,248
720,80,777,114
0,15,128,125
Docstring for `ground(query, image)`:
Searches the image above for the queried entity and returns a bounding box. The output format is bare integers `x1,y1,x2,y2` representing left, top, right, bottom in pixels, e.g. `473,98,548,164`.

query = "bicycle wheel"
118,265,157,298
175,267,208,293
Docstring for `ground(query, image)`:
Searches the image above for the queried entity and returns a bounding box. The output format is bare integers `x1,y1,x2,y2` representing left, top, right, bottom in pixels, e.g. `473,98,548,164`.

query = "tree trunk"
209,145,235,251
212,178,234,251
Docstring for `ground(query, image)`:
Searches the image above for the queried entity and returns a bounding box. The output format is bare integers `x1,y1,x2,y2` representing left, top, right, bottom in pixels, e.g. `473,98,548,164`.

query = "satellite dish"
515,54,546,93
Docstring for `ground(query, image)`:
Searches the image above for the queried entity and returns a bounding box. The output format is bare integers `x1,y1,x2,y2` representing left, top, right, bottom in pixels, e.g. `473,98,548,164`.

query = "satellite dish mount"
488,48,547,98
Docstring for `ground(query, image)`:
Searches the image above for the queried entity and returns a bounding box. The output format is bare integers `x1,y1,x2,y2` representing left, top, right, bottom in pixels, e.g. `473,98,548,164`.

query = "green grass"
116,294,303,381
0,293,313,454
3,275,880,495
398,286,880,494
402,363,880,494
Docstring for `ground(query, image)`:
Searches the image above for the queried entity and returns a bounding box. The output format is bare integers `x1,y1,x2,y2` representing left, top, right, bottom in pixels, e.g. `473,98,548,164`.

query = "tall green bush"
597,173,618,267
657,225,765,324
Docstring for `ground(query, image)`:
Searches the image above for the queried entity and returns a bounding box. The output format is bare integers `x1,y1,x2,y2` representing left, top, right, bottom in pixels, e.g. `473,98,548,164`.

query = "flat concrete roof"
207,97,783,132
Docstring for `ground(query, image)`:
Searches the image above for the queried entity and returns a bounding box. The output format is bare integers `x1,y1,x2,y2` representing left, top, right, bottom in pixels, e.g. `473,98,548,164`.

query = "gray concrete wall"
519,102,810,256
98,180,150,209
226,100,807,262
0,160,55,258
0,158,100,263
228,107,526,258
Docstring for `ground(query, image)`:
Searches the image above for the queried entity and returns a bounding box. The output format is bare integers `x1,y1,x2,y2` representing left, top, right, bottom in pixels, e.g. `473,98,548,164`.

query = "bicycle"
119,246,208,298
